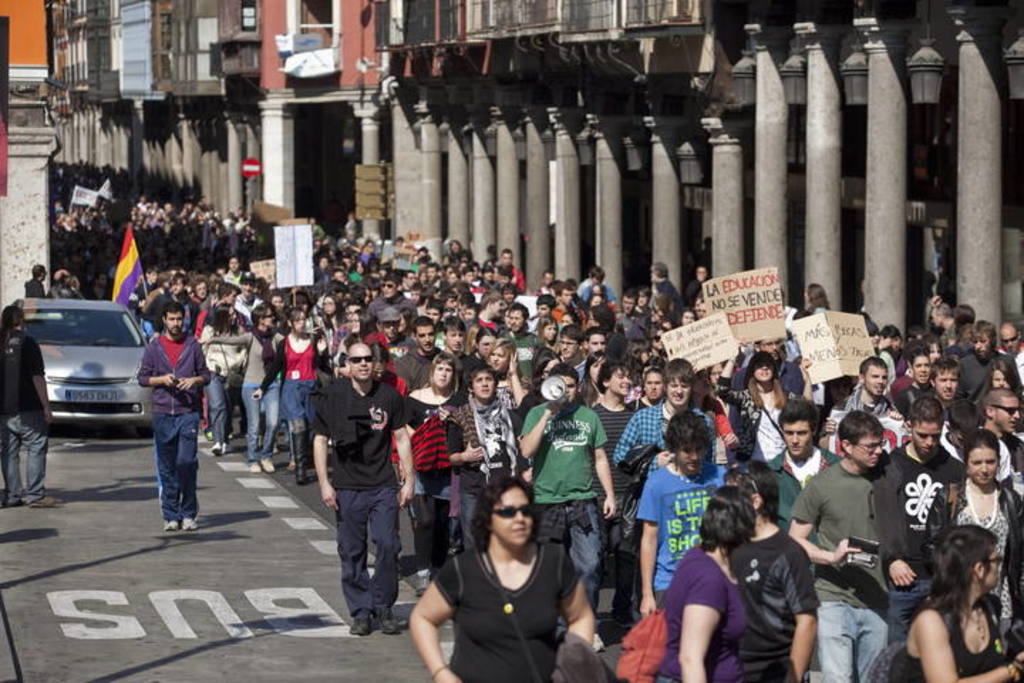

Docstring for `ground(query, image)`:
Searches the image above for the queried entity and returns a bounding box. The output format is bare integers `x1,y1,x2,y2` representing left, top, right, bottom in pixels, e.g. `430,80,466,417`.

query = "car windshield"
23,308,145,348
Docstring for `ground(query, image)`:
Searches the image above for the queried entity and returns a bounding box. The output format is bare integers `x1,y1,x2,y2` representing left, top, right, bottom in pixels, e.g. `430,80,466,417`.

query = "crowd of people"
15,169,1024,681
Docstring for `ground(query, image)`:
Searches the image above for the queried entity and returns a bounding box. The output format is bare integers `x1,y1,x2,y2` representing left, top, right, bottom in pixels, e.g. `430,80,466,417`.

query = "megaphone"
540,376,567,403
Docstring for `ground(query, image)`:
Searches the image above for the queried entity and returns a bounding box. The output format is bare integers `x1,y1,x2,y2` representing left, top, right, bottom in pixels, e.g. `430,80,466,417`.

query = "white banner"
98,178,113,201
273,224,314,288
70,186,99,207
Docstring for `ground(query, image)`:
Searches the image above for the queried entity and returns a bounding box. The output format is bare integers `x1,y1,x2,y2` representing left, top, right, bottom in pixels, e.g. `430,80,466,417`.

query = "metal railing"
562,0,616,33
625,0,701,26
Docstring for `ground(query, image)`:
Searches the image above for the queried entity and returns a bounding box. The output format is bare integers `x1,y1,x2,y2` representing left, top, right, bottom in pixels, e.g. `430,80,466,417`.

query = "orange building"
0,0,48,82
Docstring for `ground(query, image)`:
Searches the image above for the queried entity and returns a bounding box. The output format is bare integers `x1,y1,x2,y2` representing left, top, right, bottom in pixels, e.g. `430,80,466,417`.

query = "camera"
844,536,880,569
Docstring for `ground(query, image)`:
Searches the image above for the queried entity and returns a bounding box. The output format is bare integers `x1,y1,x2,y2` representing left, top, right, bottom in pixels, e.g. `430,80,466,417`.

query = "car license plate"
65,389,119,402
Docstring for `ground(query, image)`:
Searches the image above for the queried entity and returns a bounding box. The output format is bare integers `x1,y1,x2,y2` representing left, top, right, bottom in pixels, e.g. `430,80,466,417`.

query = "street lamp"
676,141,703,185
732,51,757,107
780,51,807,105
1007,29,1024,100
841,47,869,106
907,39,944,105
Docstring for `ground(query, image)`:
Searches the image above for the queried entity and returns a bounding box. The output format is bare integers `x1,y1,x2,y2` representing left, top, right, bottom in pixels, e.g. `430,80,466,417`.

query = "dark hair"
903,340,931,365
933,355,961,378
983,356,1023,397
0,305,25,346
665,411,710,455
217,282,239,299
963,428,1000,459
586,327,607,342
442,316,466,334
529,348,559,387
589,304,616,332
559,324,584,343
925,525,998,616
726,461,780,524
412,315,435,333
210,303,236,335
879,324,902,340
947,400,981,436
548,362,579,383
537,294,556,309
469,365,497,383
162,301,185,318
699,486,755,555
837,410,883,446
983,387,1018,410
507,302,529,319
858,356,888,376
908,395,944,426
471,474,535,549
663,357,696,388
31,264,46,279
778,397,818,431
597,360,628,394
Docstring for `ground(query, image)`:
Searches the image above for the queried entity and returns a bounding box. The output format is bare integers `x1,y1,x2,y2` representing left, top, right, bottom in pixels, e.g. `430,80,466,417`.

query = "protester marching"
11,160,1024,682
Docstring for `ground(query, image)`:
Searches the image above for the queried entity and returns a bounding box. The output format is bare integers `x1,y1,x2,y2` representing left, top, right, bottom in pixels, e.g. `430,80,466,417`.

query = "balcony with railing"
376,0,466,49
625,0,701,27
466,0,558,37
218,0,260,77
561,0,617,35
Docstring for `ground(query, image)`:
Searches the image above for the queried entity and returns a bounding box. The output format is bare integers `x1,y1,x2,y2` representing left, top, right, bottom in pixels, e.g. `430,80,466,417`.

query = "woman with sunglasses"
925,429,1024,626
890,524,1024,681
255,307,329,485
410,474,594,683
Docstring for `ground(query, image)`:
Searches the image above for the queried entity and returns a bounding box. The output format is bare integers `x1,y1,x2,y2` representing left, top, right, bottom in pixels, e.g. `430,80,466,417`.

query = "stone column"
859,18,909,329
470,110,496,261
244,119,261,210
798,22,844,310
259,99,295,211
180,113,198,193
495,110,520,264
595,120,623,299
226,116,243,212
0,106,54,306
704,118,744,277
549,108,580,280
354,103,381,238
1003,229,1022,319
746,23,790,282
446,114,470,251
524,111,550,287
646,116,682,286
169,109,185,190
417,103,443,260
951,7,1008,323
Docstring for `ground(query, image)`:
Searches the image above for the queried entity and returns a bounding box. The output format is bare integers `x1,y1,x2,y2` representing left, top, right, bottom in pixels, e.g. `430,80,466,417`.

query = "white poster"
70,186,99,207
273,224,314,288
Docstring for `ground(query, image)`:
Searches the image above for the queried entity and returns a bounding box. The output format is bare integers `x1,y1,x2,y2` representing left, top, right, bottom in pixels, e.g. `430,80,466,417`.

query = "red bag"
615,610,668,683
412,413,451,471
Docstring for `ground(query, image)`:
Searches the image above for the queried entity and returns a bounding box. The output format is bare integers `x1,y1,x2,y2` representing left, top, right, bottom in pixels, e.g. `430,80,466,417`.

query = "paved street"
0,430,630,682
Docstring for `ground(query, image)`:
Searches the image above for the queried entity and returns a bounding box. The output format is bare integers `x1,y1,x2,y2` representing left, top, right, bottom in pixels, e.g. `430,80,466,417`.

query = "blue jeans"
887,578,931,643
1,411,49,504
817,600,888,682
241,381,280,463
205,375,230,443
336,486,400,619
153,412,200,522
540,500,603,611
459,487,479,551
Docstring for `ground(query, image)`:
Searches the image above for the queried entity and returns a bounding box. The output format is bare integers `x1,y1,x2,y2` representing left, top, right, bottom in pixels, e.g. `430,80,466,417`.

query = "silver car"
19,298,152,429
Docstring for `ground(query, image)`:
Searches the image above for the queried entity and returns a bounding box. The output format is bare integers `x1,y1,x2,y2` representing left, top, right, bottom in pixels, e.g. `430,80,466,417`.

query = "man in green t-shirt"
520,362,615,615
789,410,889,682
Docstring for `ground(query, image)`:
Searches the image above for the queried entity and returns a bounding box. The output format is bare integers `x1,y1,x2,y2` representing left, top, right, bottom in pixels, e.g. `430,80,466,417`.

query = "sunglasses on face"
492,505,533,519
349,355,373,364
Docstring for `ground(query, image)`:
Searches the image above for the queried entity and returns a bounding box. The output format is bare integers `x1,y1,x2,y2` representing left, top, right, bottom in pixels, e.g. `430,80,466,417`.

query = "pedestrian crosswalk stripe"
257,496,299,509
309,540,336,555
216,462,250,472
235,477,276,489
282,517,328,531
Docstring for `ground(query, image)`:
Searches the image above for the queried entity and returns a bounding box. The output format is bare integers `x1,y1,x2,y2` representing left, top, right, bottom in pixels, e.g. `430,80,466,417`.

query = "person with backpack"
728,463,818,682
887,525,1024,681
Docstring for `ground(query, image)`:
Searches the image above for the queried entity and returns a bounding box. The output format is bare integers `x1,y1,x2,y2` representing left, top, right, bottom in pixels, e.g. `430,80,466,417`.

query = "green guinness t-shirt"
522,404,607,504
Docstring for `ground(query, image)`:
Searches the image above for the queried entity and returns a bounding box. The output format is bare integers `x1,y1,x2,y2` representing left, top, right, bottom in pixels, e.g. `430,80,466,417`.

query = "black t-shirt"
434,544,578,683
591,403,634,497
406,392,467,429
313,381,409,490
730,530,819,679
1,333,45,414
446,408,525,496
890,447,964,576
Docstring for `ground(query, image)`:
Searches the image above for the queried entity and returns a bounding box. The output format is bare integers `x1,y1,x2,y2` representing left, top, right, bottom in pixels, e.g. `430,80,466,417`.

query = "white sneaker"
181,517,198,531
260,458,276,474
163,520,179,532
249,462,262,474
592,633,605,653
211,442,224,457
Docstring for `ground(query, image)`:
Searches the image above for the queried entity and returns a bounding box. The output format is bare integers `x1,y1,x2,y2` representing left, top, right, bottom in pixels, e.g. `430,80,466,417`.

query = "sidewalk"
0,437,425,682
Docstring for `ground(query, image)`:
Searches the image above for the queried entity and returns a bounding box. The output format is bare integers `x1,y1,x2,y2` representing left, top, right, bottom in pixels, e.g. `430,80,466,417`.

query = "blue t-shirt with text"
637,462,726,591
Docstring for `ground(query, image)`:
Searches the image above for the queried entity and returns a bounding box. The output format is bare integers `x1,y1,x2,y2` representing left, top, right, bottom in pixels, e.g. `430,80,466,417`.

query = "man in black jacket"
874,396,963,642
24,265,47,298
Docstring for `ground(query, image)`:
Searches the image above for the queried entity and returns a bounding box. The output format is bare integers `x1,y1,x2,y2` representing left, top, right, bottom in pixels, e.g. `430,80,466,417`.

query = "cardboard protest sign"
792,311,874,384
250,259,276,288
70,185,99,207
701,267,786,342
661,313,738,371
274,224,314,288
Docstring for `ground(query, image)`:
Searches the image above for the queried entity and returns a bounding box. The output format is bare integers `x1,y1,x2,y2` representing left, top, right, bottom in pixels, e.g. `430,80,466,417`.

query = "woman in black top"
891,524,1024,682
410,475,594,683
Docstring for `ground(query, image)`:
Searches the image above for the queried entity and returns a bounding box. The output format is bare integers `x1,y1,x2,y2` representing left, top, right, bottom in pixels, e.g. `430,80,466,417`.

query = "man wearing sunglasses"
982,388,1022,482
366,272,416,322
311,342,414,637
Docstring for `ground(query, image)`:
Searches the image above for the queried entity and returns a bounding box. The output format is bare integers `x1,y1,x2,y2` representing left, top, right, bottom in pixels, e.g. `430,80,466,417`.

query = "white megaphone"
540,375,567,403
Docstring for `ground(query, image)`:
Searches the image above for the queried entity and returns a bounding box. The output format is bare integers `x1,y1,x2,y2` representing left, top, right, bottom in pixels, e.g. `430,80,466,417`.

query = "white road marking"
257,496,299,509
235,477,276,489
309,540,336,555
282,518,328,531
216,462,250,472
